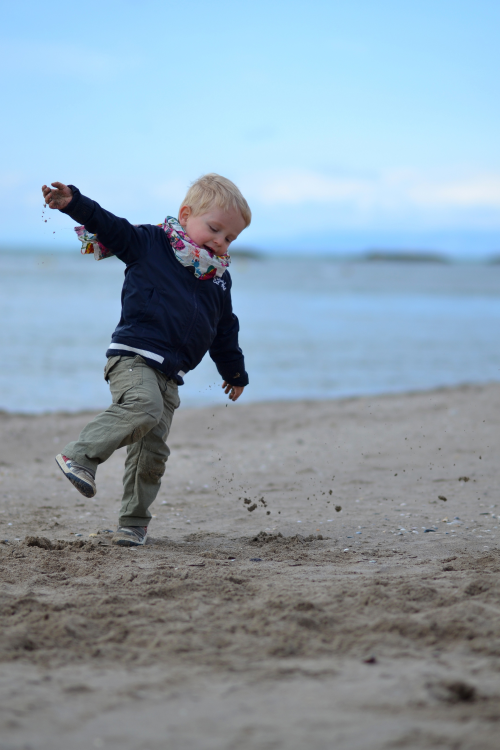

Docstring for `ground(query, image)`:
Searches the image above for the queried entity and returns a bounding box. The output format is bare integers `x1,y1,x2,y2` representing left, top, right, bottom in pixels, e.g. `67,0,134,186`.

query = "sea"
1,251,499,413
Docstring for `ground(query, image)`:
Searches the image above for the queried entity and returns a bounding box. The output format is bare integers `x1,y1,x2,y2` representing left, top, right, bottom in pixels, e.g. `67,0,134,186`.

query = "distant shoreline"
2,246,500,264
1,380,498,418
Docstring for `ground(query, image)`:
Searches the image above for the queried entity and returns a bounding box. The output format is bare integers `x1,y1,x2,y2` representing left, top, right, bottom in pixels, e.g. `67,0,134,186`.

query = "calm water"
1,252,499,412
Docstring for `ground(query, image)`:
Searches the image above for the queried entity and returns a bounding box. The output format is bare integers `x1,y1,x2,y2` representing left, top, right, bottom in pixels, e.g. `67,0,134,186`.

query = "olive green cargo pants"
62,355,180,527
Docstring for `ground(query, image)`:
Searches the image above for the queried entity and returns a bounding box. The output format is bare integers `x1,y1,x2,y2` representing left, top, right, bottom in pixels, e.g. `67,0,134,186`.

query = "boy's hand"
42,182,73,210
222,381,244,402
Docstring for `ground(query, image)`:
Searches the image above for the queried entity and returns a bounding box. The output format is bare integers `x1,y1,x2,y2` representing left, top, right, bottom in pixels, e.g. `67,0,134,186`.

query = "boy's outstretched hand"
222,381,244,402
42,182,73,210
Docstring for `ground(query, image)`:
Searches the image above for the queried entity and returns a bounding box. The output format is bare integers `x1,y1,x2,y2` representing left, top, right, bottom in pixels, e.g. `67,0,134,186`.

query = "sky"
1,0,500,256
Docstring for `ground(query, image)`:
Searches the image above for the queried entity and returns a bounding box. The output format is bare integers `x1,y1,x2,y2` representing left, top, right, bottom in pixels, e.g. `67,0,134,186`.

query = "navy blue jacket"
61,187,248,387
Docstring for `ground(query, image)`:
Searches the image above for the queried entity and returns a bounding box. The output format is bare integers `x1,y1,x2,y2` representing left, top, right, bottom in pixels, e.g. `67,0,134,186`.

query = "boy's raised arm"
41,182,147,264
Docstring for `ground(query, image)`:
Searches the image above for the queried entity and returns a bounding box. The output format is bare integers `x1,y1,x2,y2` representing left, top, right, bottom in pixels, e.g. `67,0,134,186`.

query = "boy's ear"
179,205,191,224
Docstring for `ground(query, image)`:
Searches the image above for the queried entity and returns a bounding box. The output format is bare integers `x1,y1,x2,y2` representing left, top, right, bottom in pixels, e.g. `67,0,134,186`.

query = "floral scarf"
75,216,231,280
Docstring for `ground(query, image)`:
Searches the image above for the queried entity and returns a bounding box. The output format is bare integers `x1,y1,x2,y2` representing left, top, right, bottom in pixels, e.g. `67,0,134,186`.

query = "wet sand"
1,383,499,749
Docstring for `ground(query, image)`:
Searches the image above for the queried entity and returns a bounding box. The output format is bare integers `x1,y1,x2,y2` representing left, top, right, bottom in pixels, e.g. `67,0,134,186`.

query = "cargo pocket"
173,384,181,410
167,380,181,410
108,356,145,405
104,355,122,382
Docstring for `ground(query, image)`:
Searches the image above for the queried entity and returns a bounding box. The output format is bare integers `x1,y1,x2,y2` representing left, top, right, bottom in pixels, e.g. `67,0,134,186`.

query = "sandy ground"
1,383,499,750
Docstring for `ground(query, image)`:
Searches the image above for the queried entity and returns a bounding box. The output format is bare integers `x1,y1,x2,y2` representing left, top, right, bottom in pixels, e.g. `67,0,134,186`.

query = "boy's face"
179,205,246,257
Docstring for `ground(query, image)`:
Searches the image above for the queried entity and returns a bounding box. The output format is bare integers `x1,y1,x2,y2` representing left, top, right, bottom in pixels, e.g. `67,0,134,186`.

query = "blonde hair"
180,173,251,227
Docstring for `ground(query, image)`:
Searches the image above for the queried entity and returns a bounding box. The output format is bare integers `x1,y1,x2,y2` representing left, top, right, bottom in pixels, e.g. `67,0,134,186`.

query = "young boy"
41,174,250,547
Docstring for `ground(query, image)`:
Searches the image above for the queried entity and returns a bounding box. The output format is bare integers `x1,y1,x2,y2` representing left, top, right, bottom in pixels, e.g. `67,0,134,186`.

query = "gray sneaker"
112,526,148,547
55,454,96,498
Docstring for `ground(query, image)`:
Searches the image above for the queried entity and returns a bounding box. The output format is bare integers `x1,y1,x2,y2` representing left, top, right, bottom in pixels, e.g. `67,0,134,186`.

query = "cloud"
245,170,500,213
409,176,500,208
257,172,373,205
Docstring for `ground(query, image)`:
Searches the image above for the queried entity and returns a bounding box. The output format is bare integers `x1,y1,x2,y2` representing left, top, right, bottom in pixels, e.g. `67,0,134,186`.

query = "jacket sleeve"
59,185,149,265
209,280,249,388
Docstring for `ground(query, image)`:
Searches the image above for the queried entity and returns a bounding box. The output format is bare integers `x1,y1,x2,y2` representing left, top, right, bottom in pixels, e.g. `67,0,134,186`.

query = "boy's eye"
208,225,217,232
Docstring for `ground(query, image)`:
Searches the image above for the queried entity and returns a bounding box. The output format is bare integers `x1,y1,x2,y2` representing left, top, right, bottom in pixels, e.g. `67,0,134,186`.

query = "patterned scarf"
161,216,230,279
76,216,231,280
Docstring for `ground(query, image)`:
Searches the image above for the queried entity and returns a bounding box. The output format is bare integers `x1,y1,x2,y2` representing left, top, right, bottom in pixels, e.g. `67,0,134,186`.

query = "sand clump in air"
0,383,499,749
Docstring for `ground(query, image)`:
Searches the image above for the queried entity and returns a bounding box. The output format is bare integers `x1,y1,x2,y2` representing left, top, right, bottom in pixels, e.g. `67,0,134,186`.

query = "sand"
0,383,499,750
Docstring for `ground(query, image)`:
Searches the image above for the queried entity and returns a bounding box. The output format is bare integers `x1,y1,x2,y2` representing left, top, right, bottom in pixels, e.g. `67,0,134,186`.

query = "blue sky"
2,0,500,255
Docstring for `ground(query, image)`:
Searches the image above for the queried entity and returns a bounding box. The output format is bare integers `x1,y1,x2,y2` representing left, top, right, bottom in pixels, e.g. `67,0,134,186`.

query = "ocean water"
1,251,499,413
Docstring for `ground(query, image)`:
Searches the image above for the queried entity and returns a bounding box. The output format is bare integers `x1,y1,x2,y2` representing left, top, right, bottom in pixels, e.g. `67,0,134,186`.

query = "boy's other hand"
42,182,73,210
222,381,244,402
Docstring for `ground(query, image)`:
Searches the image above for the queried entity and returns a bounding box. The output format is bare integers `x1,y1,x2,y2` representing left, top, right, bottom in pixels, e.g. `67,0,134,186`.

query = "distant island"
229,246,264,260
360,250,449,263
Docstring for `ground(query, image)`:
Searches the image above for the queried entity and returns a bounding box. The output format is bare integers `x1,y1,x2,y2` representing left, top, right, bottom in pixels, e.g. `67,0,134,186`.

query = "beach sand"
0,383,499,749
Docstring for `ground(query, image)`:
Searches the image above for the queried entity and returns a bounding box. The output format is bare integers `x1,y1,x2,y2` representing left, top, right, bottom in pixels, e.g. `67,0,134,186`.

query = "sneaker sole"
111,532,148,547
55,454,96,498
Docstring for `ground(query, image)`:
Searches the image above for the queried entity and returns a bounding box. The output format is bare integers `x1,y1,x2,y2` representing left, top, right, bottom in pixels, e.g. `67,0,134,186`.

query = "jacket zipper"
175,278,199,370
